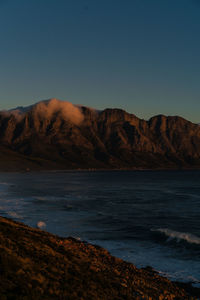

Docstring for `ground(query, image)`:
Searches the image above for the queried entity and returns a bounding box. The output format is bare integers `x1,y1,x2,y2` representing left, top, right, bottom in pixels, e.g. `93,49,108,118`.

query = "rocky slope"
0,216,199,299
0,98,200,170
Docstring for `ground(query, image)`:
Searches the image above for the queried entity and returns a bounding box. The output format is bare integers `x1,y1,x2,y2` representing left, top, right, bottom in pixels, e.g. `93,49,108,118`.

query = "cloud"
0,98,84,125
33,98,84,125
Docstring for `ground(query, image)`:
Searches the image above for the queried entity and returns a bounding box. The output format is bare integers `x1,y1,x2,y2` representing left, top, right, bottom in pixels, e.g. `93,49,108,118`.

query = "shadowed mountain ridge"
0,99,200,170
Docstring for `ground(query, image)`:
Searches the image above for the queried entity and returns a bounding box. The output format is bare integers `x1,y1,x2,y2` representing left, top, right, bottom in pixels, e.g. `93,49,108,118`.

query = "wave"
37,221,46,229
158,270,200,286
152,228,200,245
7,211,22,219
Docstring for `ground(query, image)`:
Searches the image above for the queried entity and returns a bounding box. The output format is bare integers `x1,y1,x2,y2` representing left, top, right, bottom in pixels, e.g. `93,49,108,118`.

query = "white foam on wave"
34,196,47,201
0,182,10,186
7,211,22,219
158,270,200,286
152,228,200,245
37,221,46,229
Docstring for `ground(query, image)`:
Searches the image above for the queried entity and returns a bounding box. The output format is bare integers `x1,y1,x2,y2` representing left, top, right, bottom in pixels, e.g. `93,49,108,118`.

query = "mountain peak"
3,99,84,125
0,99,200,170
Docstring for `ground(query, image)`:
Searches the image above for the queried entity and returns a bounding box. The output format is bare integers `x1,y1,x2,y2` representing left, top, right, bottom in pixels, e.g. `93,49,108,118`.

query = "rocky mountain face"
0,99,200,170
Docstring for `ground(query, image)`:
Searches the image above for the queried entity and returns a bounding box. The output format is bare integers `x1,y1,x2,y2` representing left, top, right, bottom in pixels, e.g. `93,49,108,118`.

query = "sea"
0,170,199,286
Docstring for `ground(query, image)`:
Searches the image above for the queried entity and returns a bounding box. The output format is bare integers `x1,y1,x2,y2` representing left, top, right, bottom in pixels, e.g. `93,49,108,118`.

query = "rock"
0,216,199,299
1,99,200,170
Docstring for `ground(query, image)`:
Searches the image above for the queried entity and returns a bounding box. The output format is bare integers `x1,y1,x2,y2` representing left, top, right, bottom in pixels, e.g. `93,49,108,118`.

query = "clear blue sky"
0,0,200,122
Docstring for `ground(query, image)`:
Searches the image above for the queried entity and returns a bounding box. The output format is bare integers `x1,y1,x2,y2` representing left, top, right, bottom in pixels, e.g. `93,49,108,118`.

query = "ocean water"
0,170,200,286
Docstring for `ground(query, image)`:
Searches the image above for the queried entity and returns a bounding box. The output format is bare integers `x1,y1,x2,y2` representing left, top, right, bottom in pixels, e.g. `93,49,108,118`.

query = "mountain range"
0,98,200,171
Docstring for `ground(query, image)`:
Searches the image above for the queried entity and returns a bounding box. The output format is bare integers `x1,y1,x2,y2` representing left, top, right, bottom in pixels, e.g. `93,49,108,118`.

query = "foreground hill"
0,216,199,299
0,98,200,170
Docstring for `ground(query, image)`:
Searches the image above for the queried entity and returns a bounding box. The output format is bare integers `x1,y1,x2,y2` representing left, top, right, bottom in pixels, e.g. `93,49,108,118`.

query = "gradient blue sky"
0,0,200,122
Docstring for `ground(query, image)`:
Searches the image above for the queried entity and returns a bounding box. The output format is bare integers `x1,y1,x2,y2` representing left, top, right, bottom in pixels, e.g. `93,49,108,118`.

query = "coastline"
1,145,200,173
0,216,199,299
1,165,200,173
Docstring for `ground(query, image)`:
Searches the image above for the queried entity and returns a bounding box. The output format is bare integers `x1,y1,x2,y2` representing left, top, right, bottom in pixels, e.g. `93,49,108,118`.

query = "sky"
0,0,200,122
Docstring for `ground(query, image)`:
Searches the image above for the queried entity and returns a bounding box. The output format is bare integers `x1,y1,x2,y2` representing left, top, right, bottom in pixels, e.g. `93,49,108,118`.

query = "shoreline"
1,166,200,173
0,216,199,299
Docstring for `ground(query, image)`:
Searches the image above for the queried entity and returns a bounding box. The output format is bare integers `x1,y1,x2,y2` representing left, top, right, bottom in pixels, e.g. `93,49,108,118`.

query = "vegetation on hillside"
0,216,199,299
